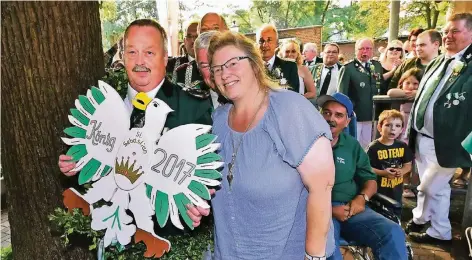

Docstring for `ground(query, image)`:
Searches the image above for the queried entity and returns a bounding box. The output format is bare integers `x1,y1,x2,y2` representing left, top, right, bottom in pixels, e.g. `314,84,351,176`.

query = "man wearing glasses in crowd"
310,43,342,97
338,38,385,149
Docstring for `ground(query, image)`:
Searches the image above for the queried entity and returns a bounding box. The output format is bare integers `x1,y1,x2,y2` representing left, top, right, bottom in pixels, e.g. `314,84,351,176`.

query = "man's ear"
164,51,168,66
345,117,351,128
377,123,382,133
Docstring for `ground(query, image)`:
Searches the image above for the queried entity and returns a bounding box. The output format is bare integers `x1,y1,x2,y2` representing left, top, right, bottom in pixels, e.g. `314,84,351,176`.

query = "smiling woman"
205,31,336,260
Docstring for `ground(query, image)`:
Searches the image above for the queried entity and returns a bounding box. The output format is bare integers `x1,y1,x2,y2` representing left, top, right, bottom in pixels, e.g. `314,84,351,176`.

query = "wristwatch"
359,193,370,202
305,252,326,260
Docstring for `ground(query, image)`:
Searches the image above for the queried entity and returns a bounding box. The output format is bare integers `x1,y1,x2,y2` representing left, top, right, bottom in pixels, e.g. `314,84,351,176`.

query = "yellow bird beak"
132,92,152,111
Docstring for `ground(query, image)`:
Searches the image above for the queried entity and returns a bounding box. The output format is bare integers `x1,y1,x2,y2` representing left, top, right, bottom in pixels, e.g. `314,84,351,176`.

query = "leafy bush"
49,208,213,259
1,246,13,260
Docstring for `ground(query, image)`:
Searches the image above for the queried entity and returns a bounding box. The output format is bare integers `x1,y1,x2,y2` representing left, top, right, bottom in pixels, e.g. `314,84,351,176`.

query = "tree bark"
1,1,103,259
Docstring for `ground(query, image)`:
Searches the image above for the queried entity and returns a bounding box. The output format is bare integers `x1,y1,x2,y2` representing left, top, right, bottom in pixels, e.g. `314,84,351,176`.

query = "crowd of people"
59,11,472,260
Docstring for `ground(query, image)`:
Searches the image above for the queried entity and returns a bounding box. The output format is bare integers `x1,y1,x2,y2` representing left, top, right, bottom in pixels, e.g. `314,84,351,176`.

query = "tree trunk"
1,2,104,259
321,0,331,25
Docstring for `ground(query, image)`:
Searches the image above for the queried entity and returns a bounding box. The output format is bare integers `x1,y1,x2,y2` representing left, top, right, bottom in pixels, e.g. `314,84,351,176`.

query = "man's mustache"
327,120,336,128
133,65,151,72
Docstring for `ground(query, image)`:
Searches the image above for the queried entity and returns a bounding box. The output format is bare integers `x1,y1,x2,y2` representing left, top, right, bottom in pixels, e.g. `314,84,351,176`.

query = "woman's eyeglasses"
210,56,249,76
388,47,402,52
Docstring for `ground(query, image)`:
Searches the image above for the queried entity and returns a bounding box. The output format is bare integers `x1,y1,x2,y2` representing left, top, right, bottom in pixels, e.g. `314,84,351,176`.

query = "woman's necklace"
227,91,267,190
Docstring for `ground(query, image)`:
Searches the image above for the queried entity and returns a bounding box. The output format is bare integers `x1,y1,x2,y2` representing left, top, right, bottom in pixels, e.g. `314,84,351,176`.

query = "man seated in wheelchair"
367,109,413,219
317,93,408,260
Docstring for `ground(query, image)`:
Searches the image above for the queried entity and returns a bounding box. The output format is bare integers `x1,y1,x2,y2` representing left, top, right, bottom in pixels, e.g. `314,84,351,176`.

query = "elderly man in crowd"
58,19,213,256
257,24,300,92
171,13,229,98
338,37,385,149
303,42,322,67
317,93,407,260
389,29,442,90
406,12,472,244
310,43,342,97
198,12,228,34
194,31,228,109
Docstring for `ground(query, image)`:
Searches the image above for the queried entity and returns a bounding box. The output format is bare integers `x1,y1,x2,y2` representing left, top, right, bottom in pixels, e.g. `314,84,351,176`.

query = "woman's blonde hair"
207,31,280,91
279,40,302,65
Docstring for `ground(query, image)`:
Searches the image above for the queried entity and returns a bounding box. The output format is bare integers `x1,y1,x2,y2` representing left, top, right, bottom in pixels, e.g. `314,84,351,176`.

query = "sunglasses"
388,47,402,52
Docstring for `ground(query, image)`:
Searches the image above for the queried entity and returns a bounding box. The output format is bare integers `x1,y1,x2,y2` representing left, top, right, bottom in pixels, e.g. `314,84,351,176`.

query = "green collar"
333,132,347,149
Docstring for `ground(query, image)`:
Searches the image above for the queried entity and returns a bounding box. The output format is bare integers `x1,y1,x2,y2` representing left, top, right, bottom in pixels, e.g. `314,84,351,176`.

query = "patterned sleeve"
265,90,332,168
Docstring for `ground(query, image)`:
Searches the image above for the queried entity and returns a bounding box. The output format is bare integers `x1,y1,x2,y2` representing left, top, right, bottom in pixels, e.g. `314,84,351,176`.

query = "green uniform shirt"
331,132,377,203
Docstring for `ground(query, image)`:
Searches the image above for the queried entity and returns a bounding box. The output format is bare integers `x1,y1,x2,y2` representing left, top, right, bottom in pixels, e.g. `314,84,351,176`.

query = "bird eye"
153,102,158,107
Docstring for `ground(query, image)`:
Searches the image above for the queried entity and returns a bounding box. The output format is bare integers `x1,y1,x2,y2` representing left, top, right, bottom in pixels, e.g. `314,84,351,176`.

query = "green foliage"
1,246,13,260
49,208,214,260
101,68,128,98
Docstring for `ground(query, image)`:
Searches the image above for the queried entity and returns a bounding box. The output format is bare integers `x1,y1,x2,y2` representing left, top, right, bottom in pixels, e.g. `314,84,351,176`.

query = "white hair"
355,37,374,50
194,31,217,53
303,42,317,53
256,24,279,42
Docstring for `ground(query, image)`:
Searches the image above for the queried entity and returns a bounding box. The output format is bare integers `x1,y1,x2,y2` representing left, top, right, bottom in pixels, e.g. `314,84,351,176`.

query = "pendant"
227,162,234,190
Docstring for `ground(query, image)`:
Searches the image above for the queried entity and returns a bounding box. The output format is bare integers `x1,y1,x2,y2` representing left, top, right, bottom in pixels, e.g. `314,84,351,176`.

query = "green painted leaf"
64,126,86,138
195,134,217,150
70,109,90,126
197,152,221,164
145,184,153,199
188,180,210,200
66,144,87,161
79,95,96,115
173,193,194,230
194,169,222,180
100,165,111,177
91,87,105,104
79,158,101,185
154,191,169,227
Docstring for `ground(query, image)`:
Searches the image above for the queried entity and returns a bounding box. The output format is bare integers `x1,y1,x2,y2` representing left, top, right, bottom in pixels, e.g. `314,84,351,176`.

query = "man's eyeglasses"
210,56,249,76
325,51,339,55
259,39,273,45
388,47,402,52
358,47,373,51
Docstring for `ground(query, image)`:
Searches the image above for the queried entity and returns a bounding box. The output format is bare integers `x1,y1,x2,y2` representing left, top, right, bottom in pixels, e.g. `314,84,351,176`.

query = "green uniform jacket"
389,57,427,90
338,59,385,122
157,78,213,129
332,132,377,203
408,45,472,168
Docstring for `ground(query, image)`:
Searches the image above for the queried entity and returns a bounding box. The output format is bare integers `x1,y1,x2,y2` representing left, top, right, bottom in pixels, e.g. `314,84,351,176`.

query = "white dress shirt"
320,64,339,95
124,78,165,114
210,89,220,110
413,44,470,137
266,55,276,71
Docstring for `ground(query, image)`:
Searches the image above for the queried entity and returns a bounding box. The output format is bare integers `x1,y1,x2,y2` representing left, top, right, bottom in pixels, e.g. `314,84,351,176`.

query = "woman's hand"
58,155,77,176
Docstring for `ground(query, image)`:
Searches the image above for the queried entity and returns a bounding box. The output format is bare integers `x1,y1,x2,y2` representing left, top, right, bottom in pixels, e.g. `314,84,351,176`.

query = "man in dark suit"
257,24,300,93
310,43,342,97
303,42,323,67
338,37,385,149
405,12,472,244
58,19,213,257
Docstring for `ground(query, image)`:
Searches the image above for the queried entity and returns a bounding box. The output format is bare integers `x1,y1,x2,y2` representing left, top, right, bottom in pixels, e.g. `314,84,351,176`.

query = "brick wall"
245,25,323,52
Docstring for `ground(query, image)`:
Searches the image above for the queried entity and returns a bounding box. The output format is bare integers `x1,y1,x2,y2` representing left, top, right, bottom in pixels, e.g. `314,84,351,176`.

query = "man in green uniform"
338,38,385,149
57,19,213,254
406,13,472,244
316,93,407,260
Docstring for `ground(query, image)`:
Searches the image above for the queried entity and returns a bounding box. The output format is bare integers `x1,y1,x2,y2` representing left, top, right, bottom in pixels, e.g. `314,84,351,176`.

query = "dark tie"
320,66,334,96
130,107,145,129
365,63,371,74
305,60,312,66
415,57,455,129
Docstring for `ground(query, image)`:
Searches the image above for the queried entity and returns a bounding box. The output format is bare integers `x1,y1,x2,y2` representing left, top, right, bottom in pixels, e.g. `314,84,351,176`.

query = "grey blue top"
210,90,335,260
